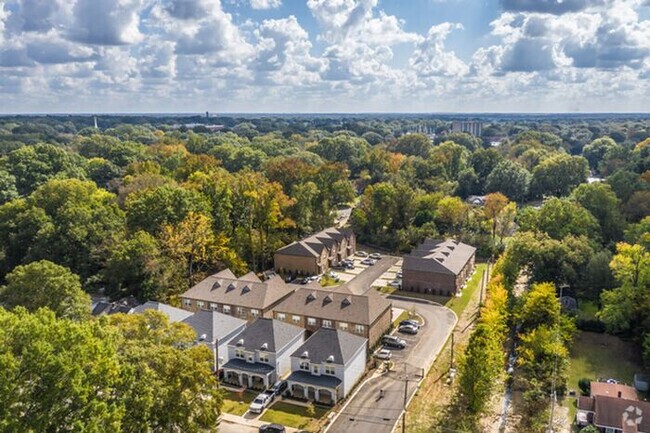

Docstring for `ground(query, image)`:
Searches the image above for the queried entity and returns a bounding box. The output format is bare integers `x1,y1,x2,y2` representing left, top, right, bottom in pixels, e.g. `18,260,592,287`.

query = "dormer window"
242,285,250,294
227,283,236,291
301,351,309,359
199,334,207,341
323,295,332,305
211,281,221,290
326,355,335,363
260,343,268,351
342,297,351,307
307,293,316,302
236,338,245,346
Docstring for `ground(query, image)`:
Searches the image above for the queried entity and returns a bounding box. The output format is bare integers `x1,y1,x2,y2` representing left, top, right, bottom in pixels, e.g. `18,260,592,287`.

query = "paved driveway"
325,298,456,433
341,256,399,295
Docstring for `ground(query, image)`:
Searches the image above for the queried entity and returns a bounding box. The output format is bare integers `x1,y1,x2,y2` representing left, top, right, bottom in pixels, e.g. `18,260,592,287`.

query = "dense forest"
0,114,648,432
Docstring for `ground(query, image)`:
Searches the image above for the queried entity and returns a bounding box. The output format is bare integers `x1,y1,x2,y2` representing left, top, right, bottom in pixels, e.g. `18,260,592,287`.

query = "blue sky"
0,0,648,113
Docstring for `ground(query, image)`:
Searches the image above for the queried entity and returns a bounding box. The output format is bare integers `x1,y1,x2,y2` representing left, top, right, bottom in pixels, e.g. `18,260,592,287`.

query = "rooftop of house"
291,327,367,366
181,309,247,343
275,227,353,258
591,381,638,400
403,239,476,276
181,269,294,309
593,395,650,432
91,296,140,316
273,284,391,326
131,301,193,323
228,318,304,353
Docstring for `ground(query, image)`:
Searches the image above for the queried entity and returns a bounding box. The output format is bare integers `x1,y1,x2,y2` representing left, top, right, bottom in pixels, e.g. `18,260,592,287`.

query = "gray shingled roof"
594,395,650,431
132,301,193,323
290,328,366,365
181,270,295,309
286,371,342,389
403,239,476,275
221,358,275,374
228,318,304,353
181,310,246,343
273,286,391,326
275,227,353,258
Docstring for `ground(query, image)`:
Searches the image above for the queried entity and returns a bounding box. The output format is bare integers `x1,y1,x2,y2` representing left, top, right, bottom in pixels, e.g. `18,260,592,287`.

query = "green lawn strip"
377,285,397,295
320,275,341,287
577,300,599,320
222,389,257,416
563,331,644,423
260,401,329,430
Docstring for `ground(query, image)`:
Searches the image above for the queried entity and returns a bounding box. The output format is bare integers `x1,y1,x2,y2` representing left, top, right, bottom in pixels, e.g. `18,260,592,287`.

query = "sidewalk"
222,413,300,432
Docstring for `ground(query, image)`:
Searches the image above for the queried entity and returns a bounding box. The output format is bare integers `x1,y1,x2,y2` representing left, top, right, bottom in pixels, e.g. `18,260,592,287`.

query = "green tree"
570,182,624,244
125,184,210,234
485,160,531,202
107,311,223,433
582,136,618,173
105,231,182,301
0,179,125,281
0,307,123,432
531,153,589,198
458,324,504,413
518,197,600,241
393,133,431,157
0,260,90,320
516,282,561,332
0,168,18,204
2,143,87,195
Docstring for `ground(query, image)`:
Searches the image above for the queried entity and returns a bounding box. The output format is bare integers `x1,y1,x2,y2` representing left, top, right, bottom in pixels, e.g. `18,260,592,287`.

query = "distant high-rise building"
452,121,482,137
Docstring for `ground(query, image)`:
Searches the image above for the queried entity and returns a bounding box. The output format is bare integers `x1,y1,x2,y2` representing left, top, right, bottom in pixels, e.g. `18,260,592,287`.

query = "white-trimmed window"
251,309,260,317
222,305,231,314
237,307,246,317
292,315,301,323
307,317,317,326
323,320,332,328
312,365,320,374
338,322,348,331
196,301,205,309
277,313,286,321
355,324,365,334
325,365,335,375
300,361,310,371
209,303,218,311
183,299,192,307
235,349,245,359
259,353,269,363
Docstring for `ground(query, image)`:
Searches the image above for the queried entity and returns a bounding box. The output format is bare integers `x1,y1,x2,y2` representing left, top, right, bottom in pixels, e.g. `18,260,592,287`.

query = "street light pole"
402,377,409,433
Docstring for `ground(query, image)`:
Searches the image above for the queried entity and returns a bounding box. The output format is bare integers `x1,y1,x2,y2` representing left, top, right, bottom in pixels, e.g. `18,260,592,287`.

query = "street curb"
387,294,444,307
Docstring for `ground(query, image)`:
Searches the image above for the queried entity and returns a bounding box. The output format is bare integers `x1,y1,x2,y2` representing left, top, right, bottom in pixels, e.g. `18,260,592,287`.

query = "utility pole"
479,268,486,307
402,377,409,433
450,332,455,370
548,285,564,433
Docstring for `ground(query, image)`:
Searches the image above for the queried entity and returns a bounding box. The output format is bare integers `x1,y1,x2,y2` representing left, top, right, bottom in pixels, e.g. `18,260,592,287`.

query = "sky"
0,0,649,113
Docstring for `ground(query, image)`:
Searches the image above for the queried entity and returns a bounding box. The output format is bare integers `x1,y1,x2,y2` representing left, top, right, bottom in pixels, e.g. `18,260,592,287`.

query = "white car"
375,349,392,360
388,280,401,289
369,253,382,260
327,271,339,279
249,393,272,414
355,251,369,257
360,258,376,266
396,271,403,279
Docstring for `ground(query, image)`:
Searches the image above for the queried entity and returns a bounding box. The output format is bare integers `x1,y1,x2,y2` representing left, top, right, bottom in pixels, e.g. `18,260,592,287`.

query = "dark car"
270,380,288,397
399,319,420,329
259,424,286,433
382,335,406,349
398,324,418,335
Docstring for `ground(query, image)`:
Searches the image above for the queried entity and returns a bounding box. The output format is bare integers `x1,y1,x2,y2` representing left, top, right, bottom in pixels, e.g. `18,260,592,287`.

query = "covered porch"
221,358,275,390
286,371,341,405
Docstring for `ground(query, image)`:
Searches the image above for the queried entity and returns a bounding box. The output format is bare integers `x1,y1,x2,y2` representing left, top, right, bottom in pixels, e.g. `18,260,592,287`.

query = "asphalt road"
340,256,399,295
325,298,456,433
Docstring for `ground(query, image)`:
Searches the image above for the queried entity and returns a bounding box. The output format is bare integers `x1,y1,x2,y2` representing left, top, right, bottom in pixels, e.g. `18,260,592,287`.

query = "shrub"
578,378,591,395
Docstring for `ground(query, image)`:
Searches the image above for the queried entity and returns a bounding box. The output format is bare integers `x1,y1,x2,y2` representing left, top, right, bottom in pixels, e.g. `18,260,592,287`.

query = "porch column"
315,389,320,402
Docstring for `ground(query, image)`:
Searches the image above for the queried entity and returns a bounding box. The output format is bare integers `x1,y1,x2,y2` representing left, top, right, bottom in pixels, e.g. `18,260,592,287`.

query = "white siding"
342,344,366,397
217,324,247,366
276,331,306,379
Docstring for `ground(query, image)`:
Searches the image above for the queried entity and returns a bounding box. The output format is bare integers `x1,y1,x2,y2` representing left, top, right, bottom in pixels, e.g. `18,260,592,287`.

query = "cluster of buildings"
93,226,478,406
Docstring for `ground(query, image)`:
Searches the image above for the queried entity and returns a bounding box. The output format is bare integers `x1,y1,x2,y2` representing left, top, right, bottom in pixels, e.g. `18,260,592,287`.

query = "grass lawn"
320,275,341,287
577,300,599,320
222,389,257,416
260,401,329,430
390,263,487,316
377,285,397,295
563,331,644,424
